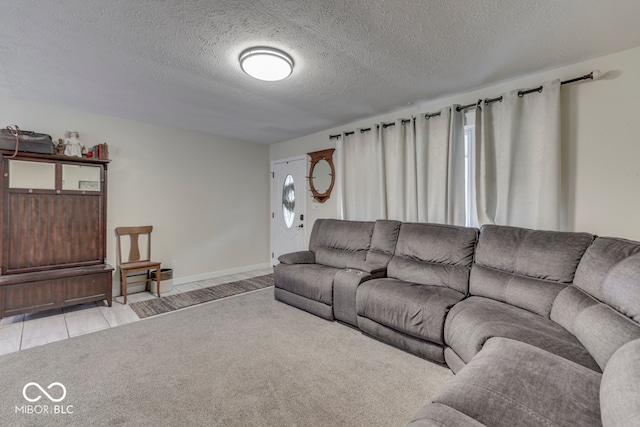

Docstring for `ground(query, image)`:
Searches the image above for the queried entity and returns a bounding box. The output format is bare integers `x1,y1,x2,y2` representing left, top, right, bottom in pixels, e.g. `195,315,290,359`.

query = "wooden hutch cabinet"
0,151,113,318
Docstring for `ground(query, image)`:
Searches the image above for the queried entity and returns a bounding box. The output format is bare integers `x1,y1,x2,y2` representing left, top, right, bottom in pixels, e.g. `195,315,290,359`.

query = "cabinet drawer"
64,273,109,304
1,280,59,315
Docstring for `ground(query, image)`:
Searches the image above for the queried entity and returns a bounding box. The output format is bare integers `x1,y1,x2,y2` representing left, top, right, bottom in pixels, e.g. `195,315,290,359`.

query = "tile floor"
0,268,273,356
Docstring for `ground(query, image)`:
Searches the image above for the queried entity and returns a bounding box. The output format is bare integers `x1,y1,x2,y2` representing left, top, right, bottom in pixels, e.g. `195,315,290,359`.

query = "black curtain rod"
330,125,377,138
329,71,598,139
456,71,598,111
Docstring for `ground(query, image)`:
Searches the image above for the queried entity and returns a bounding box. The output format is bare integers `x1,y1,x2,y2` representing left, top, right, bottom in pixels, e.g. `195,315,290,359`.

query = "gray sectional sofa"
274,219,640,426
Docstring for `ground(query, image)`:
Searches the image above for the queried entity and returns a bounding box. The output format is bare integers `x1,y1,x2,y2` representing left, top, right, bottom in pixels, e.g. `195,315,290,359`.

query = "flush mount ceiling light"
239,47,293,81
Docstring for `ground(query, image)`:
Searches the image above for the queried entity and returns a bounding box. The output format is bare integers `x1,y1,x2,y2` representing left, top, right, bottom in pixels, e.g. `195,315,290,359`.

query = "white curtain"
415,107,466,225
380,119,418,221
475,79,561,230
341,128,386,221
340,111,466,224
340,120,420,222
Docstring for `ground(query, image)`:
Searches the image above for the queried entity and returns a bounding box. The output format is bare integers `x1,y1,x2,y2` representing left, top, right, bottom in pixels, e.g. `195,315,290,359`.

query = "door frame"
270,155,307,265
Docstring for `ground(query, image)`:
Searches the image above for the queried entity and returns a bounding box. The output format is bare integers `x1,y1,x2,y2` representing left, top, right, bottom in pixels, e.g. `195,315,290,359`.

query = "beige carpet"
0,288,452,426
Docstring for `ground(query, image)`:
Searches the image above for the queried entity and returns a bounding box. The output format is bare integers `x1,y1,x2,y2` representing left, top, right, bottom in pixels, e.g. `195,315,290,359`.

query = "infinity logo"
22,382,67,403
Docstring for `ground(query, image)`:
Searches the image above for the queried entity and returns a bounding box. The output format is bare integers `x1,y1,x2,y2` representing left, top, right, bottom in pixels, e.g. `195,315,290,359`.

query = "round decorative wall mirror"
308,148,335,203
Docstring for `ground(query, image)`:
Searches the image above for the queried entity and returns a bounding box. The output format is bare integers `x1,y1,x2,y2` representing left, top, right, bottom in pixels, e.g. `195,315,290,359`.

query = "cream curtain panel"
381,119,418,221
415,107,466,225
340,110,465,224
340,128,385,221
475,79,561,230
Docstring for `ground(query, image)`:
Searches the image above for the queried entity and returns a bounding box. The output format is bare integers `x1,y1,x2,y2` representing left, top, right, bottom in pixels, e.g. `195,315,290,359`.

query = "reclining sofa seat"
443,224,600,373
409,234,640,427
356,222,479,363
274,218,400,323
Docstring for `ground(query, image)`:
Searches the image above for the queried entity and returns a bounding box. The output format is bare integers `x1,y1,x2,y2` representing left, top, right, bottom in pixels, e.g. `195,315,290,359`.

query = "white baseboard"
111,263,272,296
172,263,271,286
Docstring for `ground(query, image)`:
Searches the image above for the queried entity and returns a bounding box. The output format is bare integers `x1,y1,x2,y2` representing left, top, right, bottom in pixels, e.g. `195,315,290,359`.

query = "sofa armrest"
278,251,315,265
346,259,387,275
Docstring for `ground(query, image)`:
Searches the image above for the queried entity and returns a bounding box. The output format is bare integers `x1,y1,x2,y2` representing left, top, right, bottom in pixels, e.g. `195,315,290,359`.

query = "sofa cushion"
550,285,599,334
408,403,485,427
573,304,640,371
357,316,448,363
432,338,602,427
470,225,594,316
444,296,600,371
553,236,640,370
357,278,465,345
387,223,478,294
309,219,374,269
574,236,640,323
348,220,403,273
315,246,367,269
552,283,640,372
600,338,640,427
365,219,402,267
274,263,341,305
470,266,566,317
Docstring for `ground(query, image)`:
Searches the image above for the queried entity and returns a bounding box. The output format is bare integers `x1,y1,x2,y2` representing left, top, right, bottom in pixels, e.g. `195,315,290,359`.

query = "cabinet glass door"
62,164,101,191
8,160,56,189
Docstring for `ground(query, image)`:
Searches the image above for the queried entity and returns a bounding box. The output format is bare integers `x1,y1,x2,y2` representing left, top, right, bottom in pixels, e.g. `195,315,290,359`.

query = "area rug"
130,273,273,318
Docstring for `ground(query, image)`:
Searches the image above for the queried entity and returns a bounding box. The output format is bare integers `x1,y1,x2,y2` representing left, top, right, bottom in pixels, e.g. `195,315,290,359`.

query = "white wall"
0,97,271,292
271,45,640,242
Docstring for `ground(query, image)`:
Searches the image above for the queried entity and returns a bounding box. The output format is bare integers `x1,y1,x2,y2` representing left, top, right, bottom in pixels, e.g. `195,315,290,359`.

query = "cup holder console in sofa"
274,219,640,426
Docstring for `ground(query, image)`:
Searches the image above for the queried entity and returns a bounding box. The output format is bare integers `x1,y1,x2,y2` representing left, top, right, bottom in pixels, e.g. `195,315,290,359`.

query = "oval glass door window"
282,174,295,228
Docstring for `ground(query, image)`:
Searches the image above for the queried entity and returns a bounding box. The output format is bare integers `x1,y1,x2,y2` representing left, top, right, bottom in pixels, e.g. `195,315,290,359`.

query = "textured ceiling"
1,0,640,144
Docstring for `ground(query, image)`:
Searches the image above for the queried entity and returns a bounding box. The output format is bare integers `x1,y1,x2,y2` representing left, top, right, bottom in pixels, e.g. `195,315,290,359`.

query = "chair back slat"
115,226,154,264
128,233,141,262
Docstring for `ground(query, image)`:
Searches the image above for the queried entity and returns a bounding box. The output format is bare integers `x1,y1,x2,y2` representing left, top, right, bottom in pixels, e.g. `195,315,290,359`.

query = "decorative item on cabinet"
0,125,55,155
88,142,109,160
56,138,66,155
63,130,84,157
0,150,113,318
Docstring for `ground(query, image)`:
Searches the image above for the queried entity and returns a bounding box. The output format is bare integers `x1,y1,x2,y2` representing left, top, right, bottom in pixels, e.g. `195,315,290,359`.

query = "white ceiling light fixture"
239,47,293,81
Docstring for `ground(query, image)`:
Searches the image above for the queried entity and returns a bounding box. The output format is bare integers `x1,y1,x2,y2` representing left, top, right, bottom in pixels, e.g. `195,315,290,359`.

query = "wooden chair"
115,226,162,304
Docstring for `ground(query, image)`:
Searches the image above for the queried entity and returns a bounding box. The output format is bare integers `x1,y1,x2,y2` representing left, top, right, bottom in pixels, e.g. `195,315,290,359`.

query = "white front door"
271,157,307,266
